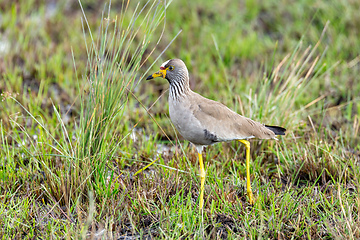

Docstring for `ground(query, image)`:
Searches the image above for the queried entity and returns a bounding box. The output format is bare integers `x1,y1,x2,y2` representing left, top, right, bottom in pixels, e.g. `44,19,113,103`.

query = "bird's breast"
168,98,214,145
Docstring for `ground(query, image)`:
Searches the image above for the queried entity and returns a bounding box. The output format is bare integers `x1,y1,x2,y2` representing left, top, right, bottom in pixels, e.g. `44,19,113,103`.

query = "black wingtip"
265,125,286,136
146,75,153,80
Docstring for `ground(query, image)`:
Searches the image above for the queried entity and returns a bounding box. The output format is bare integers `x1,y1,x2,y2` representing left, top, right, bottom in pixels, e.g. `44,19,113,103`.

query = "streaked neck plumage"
168,69,191,101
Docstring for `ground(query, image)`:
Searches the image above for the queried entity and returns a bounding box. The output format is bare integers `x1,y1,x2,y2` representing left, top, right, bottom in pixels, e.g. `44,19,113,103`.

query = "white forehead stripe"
161,60,170,68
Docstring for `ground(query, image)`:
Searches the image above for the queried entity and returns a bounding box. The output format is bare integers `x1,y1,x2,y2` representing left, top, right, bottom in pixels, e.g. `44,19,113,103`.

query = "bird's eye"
168,65,174,71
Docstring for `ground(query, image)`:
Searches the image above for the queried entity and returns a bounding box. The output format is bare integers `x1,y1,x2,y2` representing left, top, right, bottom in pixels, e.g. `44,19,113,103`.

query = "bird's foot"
247,190,255,205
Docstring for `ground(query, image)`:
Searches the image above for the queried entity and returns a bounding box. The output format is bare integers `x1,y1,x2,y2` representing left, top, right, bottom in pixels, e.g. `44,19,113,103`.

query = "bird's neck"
169,78,190,101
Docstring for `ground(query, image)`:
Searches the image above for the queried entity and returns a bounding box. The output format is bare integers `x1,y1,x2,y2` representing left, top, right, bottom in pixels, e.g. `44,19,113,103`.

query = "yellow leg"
238,140,254,204
198,152,206,209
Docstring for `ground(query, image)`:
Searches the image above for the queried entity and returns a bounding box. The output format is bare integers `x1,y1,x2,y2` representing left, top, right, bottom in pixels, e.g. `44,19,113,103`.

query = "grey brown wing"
191,94,275,141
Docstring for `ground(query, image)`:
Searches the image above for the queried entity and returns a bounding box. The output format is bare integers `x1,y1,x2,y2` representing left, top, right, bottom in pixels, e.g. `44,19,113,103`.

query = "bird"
146,59,286,209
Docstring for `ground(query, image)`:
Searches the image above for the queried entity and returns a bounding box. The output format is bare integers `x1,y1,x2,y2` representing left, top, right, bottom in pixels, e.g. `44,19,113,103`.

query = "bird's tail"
265,125,286,135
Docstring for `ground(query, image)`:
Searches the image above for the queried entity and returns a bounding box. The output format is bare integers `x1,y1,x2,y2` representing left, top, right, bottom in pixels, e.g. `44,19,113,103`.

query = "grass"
0,0,359,239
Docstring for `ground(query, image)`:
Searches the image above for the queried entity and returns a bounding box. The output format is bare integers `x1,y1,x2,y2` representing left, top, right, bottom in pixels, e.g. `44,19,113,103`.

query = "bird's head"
146,59,188,84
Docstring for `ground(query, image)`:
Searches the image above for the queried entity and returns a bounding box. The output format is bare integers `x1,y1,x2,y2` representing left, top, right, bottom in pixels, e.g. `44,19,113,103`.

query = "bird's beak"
146,68,167,80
